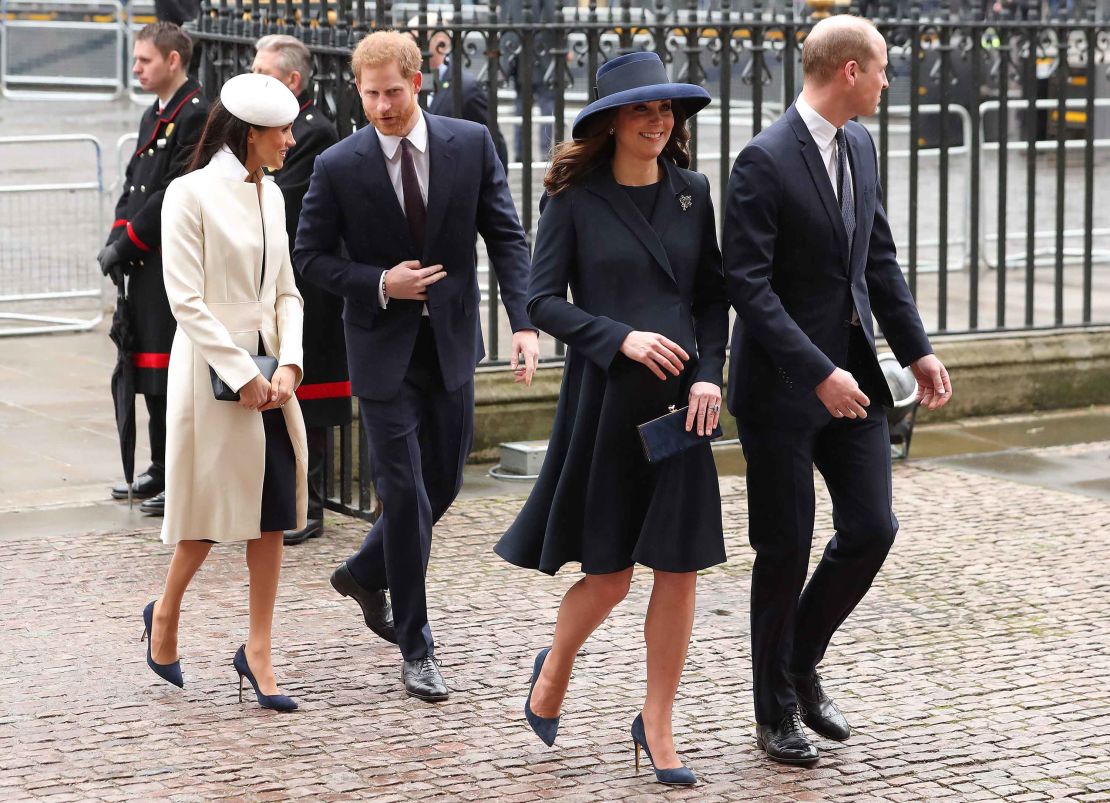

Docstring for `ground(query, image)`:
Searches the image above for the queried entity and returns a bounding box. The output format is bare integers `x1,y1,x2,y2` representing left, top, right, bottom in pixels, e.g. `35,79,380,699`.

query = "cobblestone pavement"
2,447,1109,802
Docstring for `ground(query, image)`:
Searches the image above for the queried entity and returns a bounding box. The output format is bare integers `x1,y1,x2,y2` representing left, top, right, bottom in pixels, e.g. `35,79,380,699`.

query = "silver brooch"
679,194,693,212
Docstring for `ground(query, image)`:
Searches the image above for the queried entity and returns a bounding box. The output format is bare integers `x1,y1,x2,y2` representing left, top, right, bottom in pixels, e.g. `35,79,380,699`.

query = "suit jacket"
723,104,932,427
428,67,509,169
293,112,532,401
528,161,728,387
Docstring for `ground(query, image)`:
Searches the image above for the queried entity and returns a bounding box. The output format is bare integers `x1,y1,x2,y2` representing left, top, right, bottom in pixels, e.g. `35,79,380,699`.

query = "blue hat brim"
571,83,711,140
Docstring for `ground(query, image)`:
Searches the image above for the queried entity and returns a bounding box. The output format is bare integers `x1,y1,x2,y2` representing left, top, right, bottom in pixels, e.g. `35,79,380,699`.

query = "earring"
609,128,614,136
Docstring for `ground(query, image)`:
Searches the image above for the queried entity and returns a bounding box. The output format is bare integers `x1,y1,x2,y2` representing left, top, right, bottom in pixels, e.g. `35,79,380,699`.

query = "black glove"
97,240,124,278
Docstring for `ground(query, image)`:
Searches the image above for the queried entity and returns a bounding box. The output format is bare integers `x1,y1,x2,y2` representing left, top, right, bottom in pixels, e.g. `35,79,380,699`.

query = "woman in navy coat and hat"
494,52,729,785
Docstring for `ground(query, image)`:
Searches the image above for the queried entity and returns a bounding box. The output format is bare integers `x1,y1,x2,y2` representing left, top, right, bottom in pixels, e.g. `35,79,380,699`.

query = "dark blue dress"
495,161,729,575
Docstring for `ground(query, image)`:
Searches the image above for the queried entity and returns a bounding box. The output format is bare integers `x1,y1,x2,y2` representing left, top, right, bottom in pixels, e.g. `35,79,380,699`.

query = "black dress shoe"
329,562,398,644
140,491,165,516
756,711,820,767
402,654,448,702
111,472,163,501
793,671,851,742
283,519,323,546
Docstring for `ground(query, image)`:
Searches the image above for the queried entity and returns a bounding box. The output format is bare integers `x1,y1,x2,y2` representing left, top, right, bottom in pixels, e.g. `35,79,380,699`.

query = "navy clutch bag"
210,355,278,401
637,405,722,465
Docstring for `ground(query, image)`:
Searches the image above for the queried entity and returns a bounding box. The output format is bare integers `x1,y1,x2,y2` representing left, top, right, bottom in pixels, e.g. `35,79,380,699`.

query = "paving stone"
1,454,1108,800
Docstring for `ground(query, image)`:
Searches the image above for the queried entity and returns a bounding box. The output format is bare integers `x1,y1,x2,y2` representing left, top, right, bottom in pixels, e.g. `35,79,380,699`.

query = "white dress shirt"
795,94,850,202
375,110,430,312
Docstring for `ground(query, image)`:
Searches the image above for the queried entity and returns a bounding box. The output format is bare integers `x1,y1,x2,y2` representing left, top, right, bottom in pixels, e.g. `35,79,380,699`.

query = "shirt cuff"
378,271,389,309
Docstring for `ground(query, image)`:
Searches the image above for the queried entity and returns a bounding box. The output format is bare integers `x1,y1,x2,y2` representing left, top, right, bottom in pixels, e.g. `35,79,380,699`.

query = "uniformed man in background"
252,34,347,546
98,22,208,515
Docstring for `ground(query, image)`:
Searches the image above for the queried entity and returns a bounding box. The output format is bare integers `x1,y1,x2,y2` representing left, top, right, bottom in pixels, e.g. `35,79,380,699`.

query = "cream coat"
159,147,308,544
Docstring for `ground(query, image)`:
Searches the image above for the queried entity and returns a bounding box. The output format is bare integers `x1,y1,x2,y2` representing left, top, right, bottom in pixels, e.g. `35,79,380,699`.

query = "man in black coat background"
253,34,346,546
98,23,208,514
414,16,509,169
723,15,952,767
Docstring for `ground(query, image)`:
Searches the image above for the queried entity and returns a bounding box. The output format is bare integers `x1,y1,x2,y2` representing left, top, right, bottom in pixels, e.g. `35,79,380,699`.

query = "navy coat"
495,160,728,575
723,104,933,427
293,113,532,401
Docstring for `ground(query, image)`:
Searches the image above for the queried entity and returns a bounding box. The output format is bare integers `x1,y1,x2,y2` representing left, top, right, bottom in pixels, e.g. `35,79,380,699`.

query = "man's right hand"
816,367,870,420
383,260,447,302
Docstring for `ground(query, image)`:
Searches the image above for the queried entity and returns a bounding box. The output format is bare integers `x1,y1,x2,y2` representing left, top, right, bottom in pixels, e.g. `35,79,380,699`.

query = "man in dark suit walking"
294,30,538,701
723,15,952,766
252,34,347,547
414,17,509,169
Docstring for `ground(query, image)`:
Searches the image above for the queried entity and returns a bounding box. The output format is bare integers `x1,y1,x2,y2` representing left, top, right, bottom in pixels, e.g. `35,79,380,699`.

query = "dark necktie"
835,128,855,253
400,138,426,255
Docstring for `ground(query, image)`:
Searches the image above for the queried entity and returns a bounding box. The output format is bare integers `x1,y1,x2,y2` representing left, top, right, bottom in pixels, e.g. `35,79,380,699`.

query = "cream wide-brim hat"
219,73,299,127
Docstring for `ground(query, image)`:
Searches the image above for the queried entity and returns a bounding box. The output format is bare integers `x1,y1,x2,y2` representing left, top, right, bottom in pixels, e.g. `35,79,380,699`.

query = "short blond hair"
802,16,880,86
352,30,422,79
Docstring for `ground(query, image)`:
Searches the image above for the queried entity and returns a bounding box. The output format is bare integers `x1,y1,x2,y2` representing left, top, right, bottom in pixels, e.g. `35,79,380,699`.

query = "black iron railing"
190,0,1110,519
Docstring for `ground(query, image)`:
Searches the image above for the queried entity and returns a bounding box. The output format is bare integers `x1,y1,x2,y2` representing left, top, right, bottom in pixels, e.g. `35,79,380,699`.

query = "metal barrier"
0,0,126,99
0,135,105,336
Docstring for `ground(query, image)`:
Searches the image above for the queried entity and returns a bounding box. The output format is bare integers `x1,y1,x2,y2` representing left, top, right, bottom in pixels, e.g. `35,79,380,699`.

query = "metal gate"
0,135,105,336
0,0,126,99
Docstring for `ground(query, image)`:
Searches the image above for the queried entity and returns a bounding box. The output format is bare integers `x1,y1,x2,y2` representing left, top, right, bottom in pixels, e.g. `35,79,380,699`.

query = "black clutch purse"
210,355,278,401
637,405,723,465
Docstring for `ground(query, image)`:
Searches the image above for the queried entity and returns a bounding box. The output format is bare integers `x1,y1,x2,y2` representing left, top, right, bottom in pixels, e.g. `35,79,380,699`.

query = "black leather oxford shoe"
756,711,820,767
111,472,164,501
329,562,397,644
139,491,165,516
283,519,323,546
793,672,851,742
402,654,448,702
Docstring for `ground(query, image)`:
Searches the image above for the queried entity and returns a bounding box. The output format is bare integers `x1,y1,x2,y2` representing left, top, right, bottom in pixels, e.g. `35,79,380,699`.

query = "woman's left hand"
259,365,298,411
686,382,723,436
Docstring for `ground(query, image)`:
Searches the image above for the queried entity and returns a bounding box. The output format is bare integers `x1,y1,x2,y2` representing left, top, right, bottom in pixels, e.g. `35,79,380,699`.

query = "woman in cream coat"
141,73,308,712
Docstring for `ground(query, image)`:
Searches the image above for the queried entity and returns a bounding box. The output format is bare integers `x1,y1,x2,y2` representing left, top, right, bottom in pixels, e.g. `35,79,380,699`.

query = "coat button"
306,114,313,121
140,185,146,192
147,148,154,156
129,185,135,191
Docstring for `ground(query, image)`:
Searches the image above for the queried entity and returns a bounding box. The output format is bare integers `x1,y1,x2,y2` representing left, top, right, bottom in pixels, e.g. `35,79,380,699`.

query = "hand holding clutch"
637,405,722,465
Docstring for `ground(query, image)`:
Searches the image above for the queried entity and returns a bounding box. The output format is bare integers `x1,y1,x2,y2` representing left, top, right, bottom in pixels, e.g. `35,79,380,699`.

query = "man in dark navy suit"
723,15,952,766
294,30,538,701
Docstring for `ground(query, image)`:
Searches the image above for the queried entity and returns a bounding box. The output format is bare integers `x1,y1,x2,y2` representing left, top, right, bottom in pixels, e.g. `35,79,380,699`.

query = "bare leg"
245,531,284,696
529,567,634,718
641,570,697,770
151,540,213,665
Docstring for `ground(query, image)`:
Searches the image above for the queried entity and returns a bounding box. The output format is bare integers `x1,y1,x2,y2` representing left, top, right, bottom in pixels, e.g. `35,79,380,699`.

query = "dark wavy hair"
544,103,691,196
186,99,259,174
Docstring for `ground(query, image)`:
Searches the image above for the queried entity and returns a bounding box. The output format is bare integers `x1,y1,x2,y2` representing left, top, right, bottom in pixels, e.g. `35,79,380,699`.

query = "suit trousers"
144,393,166,479
739,403,898,725
346,320,474,661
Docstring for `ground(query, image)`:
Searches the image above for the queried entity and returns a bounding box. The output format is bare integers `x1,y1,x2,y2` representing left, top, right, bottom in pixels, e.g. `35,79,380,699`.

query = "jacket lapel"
651,160,691,269
586,167,676,286
352,127,414,254
787,105,850,267
846,125,869,272
424,115,457,261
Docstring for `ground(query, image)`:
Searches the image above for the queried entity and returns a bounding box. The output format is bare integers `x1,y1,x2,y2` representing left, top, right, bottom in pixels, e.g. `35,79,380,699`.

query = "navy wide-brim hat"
572,51,711,140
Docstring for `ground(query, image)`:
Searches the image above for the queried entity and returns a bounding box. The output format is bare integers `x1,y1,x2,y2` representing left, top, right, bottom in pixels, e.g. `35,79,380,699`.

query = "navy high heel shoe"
524,648,559,746
233,645,298,712
631,713,697,786
141,600,183,688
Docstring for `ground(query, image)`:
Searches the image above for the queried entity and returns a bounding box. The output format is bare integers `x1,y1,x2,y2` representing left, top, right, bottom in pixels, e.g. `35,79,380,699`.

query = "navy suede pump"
233,645,298,712
524,648,560,746
631,713,697,786
141,600,184,688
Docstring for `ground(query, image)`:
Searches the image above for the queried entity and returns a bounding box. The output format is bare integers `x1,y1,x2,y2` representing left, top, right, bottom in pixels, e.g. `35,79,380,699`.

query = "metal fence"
186,0,1110,519
0,135,105,335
